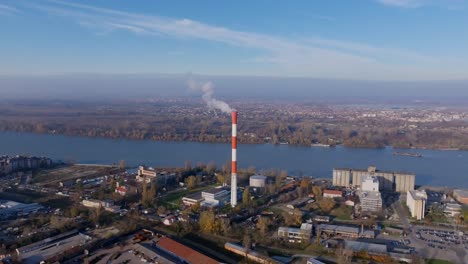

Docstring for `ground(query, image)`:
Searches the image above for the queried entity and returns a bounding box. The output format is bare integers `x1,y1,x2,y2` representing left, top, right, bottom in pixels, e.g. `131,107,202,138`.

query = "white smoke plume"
188,79,232,113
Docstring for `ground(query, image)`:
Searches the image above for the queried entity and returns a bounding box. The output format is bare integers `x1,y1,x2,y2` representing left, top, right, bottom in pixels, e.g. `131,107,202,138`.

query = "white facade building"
359,176,382,212
201,187,230,207
406,190,427,220
361,176,379,192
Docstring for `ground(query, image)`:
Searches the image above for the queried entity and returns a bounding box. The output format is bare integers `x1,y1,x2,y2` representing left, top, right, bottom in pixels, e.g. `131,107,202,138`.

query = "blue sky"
1,0,468,80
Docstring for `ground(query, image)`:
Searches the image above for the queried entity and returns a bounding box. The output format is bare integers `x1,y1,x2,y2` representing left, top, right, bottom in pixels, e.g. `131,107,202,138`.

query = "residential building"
407,190,427,220
277,223,313,243
0,155,52,175
333,166,415,192
115,186,127,196
323,189,343,198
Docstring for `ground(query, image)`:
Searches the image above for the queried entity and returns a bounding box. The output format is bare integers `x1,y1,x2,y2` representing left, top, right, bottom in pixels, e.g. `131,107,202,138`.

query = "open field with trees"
1,99,468,150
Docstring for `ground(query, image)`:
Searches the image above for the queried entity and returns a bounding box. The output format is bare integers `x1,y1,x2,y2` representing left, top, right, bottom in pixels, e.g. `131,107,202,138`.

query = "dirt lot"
32,165,118,187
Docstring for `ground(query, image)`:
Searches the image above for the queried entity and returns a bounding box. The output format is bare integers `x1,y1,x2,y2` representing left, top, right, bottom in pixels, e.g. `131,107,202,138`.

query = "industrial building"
359,176,383,212
182,192,205,206
0,200,44,219
344,241,388,256
333,166,415,192
249,175,267,188
224,242,278,264
406,190,427,220
453,189,468,205
135,166,177,184
231,111,238,207
201,186,230,207
277,223,313,243
16,230,92,264
317,224,375,239
155,237,219,264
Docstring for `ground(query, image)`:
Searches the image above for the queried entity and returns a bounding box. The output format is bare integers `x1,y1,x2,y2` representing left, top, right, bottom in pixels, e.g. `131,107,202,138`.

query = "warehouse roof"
156,237,218,264
344,240,387,254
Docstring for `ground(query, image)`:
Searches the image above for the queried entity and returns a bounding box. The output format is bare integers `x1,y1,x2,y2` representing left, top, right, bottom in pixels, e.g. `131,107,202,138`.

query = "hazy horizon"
1,73,468,102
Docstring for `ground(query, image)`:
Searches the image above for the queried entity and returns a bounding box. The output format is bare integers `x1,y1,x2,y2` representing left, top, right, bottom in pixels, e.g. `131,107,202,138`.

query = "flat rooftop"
183,192,203,200
17,230,91,264
454,189,468,198
409,190,427,200
318,224,359,234
334,167,414,176
202,186,229,195
156,237,219,264
344,240,387,254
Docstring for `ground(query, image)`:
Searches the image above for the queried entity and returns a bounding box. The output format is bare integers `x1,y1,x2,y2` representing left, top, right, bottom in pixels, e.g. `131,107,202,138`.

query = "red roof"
323,189,342,195
156,237,218,264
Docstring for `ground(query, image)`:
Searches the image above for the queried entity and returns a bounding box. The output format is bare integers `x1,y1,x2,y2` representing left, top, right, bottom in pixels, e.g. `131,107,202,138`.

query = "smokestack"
231,111,238,207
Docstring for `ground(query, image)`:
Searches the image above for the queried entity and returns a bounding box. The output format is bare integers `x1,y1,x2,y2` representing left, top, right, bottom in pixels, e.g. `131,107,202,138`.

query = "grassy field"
160,183,218,208
330,206,353,220
426,259,454,264
33,164,117,186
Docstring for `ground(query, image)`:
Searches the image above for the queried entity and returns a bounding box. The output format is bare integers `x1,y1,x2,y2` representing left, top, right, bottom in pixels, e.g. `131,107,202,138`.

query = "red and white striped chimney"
231,111,238,207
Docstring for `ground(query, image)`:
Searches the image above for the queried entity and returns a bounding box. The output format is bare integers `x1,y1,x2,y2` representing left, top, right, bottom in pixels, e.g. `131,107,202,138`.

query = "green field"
160,183,218,208
330,206,353,220
426,259,454,264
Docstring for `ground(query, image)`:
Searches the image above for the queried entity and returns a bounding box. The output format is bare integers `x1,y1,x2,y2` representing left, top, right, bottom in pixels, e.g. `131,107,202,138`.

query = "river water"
0,132,467,188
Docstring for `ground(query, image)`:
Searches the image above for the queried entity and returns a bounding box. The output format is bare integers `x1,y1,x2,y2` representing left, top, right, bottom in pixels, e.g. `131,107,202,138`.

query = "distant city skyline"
1,0,468,80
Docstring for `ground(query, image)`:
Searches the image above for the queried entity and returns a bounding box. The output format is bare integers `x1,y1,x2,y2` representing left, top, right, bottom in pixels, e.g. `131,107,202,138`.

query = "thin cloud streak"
377,0,424,8
0,4,19,15
15,0,468,80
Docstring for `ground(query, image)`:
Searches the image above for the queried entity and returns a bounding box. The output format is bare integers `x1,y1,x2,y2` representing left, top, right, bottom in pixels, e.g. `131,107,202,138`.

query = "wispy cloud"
0,4,19,15
377,0,424,8
376,0,465,9
12,0,468,80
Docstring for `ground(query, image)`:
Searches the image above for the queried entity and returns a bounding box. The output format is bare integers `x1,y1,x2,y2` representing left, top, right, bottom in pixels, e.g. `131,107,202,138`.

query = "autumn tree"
312,186,323,200
216,173,227,185
257,217,271,235
318,198,336,213
242,187,251,206
299,178,310,197
199,211,216,233
243,232,252,252
185,176,197,190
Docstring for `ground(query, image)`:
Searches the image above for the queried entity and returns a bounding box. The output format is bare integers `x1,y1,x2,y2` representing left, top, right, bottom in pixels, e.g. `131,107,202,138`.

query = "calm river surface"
0,132,467,188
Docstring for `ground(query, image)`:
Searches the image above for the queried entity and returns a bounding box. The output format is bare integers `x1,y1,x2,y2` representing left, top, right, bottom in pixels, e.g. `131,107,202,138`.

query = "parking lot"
416,228,468,250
